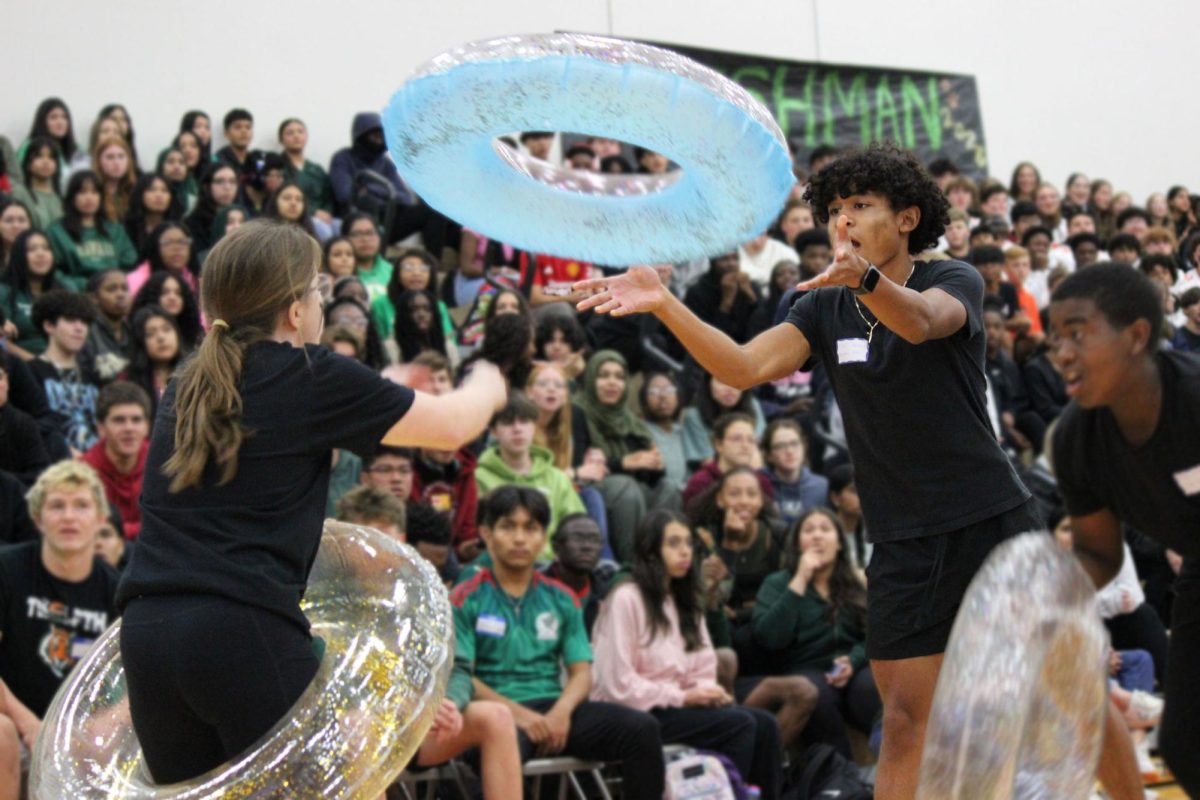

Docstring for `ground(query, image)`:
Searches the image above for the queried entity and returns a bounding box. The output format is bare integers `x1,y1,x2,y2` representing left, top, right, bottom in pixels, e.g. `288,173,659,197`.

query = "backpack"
784,743,874,800
665,749,748,800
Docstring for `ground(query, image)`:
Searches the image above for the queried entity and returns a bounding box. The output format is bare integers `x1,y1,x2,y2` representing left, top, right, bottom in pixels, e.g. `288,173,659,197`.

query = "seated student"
1067,232,1103,271
762,419,828,528
359,445,415,502
680,372,767,469
0,361,50,487
969,244,1019,319
683,252,761,345
683,412,775,509
47,171,137,287
692,466,784,633
0,470,37,546
541,513,613,636
451,487,666,798
28,289,100,453
475,394,586,558
335,484,406,540
95,513,131,571
1107,233,1141,267
130,271,203,356
1,229,65,360
983,304,1042,455
534,315,588,385
591,510,783,798
825,465,869,574
0,460,120,791
573,350,681,558
413,442,480,563
80,269,133,384
80,381,151,539
639,371,688,494
753,508,881,759
747,259,801,342
1003,245,1044,341
120,306,183,422
1171,287,1200,352
405,502,460,586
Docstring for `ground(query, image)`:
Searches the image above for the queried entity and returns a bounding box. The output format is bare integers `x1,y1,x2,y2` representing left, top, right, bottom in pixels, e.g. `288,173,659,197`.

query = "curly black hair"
802,141,950,255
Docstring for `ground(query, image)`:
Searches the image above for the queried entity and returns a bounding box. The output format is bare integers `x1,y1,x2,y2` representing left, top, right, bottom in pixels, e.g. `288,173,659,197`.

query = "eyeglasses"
367,465,412,476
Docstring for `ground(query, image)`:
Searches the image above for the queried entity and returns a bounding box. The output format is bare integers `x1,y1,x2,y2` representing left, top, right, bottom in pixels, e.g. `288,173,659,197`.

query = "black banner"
644,39,989,180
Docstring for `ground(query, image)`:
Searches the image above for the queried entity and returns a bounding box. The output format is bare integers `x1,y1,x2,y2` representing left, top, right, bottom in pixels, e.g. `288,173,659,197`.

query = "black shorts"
865,498,1042,661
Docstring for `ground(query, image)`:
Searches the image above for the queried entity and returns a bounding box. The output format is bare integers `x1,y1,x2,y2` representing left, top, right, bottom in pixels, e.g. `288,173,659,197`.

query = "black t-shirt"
1053,349,1200,559
0,541,119,716
116,342,415,630
785,259,1029,542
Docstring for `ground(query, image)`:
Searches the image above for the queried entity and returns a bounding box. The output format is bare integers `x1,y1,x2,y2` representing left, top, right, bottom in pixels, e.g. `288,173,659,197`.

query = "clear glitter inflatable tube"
917,532,1109,800
29,520,453,799
383,33,795,264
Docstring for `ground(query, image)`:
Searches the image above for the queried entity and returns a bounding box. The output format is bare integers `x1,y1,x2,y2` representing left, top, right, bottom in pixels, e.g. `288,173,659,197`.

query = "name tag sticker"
1173,464,1200,496
837,338,869,364
70,637,95,661
476,614,507,638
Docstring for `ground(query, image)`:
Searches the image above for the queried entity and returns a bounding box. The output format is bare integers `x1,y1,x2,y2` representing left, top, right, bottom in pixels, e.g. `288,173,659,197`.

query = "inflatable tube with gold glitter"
28,520,453,799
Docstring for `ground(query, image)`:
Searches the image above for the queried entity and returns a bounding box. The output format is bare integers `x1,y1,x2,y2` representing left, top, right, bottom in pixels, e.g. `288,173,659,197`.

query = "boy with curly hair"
574,142,1142,797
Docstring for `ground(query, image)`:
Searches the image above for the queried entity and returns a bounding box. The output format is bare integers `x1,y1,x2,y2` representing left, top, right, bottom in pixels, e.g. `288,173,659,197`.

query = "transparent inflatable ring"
918,532,1109,799
29,520,454,799
383,33,795,264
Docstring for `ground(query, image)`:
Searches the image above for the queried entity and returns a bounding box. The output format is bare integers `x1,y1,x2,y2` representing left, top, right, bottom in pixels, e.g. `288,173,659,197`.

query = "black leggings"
794,666,880,759
120,594,319,785
1160,557,1200,795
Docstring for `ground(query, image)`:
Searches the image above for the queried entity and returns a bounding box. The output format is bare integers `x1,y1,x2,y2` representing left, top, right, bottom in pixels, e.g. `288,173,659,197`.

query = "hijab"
575,349,653,460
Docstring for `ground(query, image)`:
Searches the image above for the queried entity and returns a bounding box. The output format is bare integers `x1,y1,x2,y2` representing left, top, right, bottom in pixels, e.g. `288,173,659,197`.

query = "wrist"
851,263,881,295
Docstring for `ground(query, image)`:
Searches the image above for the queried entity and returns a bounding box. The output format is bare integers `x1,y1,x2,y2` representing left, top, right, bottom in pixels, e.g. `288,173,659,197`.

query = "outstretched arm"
575,267,810,390
384,362,507,450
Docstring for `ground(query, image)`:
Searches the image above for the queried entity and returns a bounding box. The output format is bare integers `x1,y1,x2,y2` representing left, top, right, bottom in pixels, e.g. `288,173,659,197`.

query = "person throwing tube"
575,143,1139,798
115,220,507,785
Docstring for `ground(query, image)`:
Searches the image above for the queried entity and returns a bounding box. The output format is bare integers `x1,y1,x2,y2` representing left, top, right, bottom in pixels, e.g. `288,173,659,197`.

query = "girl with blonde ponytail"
114,220,506,785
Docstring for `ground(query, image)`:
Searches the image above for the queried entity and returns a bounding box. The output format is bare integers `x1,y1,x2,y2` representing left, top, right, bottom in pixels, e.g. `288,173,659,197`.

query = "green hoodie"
474,443,586,560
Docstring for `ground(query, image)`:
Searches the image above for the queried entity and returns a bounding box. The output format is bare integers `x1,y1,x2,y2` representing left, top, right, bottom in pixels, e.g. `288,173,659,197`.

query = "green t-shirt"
450,568,592,703
0,285,46,355
47,220,137,285
9,184,64,230
286,159,334,214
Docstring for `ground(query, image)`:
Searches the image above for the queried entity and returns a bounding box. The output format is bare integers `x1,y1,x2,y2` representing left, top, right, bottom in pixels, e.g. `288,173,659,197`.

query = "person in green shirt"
9,138,64,230
343,211,392,315
0,230,65,359
384,246,457,354
450,485,666,798
752,507,881,759
46,171,136,289
278,119,334,223
475,393,586,559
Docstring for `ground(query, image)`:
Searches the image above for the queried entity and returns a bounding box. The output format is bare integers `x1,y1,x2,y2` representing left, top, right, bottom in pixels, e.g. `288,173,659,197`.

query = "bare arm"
575,266,810,391
383,363,506,450
1069,508,1126,588
549,661,592,719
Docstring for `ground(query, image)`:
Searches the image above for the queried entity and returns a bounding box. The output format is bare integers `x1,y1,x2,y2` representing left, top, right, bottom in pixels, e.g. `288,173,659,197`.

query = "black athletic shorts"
865,498,1042,661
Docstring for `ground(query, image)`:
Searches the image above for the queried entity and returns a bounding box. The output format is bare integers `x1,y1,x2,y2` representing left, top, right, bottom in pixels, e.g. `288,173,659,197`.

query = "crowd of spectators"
1,96,1194,796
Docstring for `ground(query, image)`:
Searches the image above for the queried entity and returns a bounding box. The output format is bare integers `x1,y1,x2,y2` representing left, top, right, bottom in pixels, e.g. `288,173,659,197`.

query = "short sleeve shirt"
116,342,414,630
451,568,592,703
785,259,1029,541
1053,349,1200,559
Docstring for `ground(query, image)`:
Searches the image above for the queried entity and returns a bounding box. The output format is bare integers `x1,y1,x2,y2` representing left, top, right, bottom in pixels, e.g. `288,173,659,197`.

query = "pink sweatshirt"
590,582,719,712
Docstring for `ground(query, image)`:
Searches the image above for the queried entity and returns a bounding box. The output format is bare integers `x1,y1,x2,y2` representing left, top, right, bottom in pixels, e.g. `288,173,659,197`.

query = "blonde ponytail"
162,220,320,492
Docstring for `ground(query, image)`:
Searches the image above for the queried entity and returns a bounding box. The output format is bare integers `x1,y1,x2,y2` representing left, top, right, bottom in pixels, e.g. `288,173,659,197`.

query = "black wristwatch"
851,264,882,295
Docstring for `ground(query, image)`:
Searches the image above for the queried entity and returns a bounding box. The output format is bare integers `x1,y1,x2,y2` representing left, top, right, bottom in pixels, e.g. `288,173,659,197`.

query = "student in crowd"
0,362,50,487
262,182,315,238
969,245,1019,319
214,108,257,176
682,413,775,509
120,306,182,420
95,514,131,571
451,486,666,799
527,361,576,471
18,98,88,178
160,131,202,212
124,174,181,255
183,163,239,255
541,513,613,635
92,136,137,225
639,371,689,494
412,438,481,564
114,220,507,784
131,270,203,355
10,137,63,230
753,508,880,759
342,211,391,310
405,501,461,586
573,350,681,561
277,118,334,235
178,111,211,163
325,296,387,370
47,171,138,286
535,313,589,385
384,246,455,355
95,104,139,170
591,510,783,798
1,230,63,359
80,381,152,539
335,484,406,540
321,235,356,280
1049,265,1200,793
0,199,33,273
1171,288,1200,352
683,252,761,345
748,260,801,341
1107,233,1142,267
680,371,767,469
392,289,450,363
762,419,829,528
475,393,586,558
1003,245,1043,338
772,199,816,251
0,461,120,798
329,112,412,216
126,220,196,300
359,445,416,503
29,290,100,453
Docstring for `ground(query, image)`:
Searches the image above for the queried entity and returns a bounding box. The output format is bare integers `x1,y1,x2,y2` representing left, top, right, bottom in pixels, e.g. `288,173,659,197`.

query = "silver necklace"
853,262,917,345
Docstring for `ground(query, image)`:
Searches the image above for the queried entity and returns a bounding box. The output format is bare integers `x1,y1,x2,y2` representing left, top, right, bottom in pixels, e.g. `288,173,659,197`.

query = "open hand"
796,215,869,291
574,266,667,316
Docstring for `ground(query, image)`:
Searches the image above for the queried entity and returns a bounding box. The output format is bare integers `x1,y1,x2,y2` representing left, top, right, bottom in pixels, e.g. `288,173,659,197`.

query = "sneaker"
1135,737,1156,775
1129,691,1164,726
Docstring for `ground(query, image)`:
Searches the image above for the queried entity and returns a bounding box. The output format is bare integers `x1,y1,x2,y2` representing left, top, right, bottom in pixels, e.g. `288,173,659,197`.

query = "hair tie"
211,319,230,331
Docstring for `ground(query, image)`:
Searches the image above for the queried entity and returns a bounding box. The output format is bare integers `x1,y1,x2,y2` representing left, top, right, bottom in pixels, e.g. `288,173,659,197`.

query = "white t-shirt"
738,239,800,288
